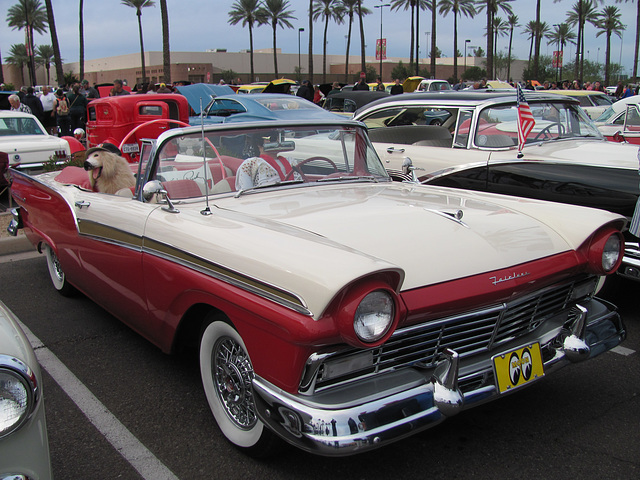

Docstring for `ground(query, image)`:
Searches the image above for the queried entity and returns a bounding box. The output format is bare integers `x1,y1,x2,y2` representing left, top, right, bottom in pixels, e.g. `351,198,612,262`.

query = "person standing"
54,89,71,137
66,84,88,132
296,80,314,102
111,79,130,96
353,77,370,91
80,79,99,99
40,86,57,134
22,87,44,123
390,78,404,95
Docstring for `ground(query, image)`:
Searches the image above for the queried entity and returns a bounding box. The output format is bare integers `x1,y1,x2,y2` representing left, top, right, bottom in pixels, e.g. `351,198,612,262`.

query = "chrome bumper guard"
252,298,625,456
619,241,640,281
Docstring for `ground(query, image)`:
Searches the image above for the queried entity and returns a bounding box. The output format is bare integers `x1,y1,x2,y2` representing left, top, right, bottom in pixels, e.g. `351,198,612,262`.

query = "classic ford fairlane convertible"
7,119,627,457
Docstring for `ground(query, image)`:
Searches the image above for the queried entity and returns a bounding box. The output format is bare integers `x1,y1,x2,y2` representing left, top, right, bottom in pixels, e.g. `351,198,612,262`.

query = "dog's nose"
83,161,93,171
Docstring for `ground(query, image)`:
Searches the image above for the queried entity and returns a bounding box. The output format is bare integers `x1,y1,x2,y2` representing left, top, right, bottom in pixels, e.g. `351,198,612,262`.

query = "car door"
72,190,158,331
622,104,640,144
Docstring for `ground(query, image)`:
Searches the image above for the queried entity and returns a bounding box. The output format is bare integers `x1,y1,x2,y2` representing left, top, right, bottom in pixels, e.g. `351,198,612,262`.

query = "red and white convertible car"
7,119,627,457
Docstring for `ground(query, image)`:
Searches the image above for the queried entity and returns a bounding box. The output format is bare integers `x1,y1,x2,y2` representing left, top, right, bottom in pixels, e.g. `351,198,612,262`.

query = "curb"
0,235,33,256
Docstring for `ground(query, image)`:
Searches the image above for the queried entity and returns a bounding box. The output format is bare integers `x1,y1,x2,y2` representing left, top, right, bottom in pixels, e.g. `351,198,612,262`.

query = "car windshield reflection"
152,124,390,199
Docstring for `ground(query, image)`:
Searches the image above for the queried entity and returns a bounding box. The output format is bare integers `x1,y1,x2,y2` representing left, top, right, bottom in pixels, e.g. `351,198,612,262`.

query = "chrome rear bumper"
619,241,640,280
252,298,625,456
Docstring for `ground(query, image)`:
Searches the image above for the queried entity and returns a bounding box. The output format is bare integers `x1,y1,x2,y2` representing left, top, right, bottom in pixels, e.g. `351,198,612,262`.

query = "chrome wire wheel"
199,319,281,456
44,244,75,296
212,336,257,430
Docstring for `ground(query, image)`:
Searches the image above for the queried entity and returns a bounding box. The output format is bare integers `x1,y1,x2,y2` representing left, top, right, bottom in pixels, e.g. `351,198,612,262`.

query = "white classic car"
0,300,52,478
8,119,627,457
0,110,71,190
353,91,640,283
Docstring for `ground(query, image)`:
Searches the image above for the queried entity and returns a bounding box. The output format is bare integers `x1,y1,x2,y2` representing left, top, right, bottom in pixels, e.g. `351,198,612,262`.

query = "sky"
0,0,637,79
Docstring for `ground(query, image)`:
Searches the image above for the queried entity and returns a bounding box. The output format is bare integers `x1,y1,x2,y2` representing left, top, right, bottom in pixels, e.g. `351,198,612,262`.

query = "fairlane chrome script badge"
490,271,530,286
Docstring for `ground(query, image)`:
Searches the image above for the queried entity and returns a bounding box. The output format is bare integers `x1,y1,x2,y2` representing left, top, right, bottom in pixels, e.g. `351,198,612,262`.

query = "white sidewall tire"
45,244,68,292
199,320,265,448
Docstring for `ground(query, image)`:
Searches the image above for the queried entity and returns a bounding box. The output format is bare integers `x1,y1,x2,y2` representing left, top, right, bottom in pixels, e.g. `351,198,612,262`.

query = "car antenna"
200,97,213,216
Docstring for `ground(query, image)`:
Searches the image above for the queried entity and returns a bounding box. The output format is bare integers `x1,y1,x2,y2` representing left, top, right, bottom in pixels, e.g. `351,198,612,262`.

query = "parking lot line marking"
611,346,636,356
17,319,180,480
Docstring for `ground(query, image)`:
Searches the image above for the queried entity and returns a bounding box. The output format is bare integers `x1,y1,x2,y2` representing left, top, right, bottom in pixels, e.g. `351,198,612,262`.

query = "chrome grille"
312,278,593,392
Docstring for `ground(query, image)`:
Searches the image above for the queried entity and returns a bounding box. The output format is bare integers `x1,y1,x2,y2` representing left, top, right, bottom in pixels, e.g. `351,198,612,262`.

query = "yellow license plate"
492,343,545,394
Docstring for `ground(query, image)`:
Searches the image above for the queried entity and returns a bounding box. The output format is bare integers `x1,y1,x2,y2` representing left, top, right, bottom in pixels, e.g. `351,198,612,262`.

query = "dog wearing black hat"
83,142,135,194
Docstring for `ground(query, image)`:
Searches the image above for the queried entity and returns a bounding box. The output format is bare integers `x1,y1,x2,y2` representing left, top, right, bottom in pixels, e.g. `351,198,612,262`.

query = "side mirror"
142,180,179,213
612,131,626,143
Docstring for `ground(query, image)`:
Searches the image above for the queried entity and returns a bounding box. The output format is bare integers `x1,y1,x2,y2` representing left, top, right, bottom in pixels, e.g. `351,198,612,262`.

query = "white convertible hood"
155,182,622,317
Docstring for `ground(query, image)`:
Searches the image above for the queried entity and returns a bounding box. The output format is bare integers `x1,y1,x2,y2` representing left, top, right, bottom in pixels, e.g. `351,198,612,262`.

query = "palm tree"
5,43,29,86
476,0,513,79
342,0,369,82
42,0,63,86
566,0,600,81
258,0,296,78
615,0,639,81
357,0,368,76
523,20,537,66
159,0,170,84
595,5,625,86
438,0,476,81
121,0,156,87
492,16,509,60
506,14,518,81
391,0,416,67
228,0,262,83
428,0,437,75
6,0,48,86
547,23,576,80
35,44,54,85
313,0,344,83
79,0,84,80
308,0,314,82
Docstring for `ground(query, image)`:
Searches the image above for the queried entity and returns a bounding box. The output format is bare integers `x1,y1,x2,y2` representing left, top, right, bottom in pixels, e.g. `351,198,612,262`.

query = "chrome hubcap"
213,336,257,429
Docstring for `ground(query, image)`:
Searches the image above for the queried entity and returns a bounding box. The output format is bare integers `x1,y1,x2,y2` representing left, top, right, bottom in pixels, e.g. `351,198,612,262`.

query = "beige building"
2,49,526,88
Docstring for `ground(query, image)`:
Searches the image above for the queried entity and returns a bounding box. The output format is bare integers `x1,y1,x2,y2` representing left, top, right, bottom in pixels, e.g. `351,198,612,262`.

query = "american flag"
517,84,535,152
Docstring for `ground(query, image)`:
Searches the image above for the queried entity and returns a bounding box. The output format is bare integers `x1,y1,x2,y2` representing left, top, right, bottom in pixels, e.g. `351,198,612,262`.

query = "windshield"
594,106,619,124
0,116,46,136
151,124,389,199
472,101,602,148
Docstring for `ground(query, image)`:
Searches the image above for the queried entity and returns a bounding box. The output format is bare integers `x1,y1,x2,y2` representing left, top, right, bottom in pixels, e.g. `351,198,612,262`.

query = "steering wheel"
533,122,565,141
284,156,338,181
118,118,190,159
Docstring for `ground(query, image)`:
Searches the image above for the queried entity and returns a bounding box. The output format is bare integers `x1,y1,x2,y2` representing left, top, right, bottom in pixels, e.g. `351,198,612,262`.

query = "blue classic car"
188,93,340,125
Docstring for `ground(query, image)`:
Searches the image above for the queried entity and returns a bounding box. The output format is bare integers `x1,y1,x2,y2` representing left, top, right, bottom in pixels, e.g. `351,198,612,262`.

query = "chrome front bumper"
619,241,640,281
252,298,625,456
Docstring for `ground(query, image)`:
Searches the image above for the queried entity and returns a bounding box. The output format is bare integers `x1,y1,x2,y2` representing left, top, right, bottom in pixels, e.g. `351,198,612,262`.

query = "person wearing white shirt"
40,86,57,134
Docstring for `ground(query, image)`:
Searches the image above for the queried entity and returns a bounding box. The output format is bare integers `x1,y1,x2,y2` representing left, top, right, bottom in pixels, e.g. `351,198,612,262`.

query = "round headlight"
0,369,31,438
354,290,395,343
602,234,622,273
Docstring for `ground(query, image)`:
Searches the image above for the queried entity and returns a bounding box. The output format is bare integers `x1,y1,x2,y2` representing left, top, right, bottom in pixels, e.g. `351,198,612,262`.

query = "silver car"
0,300,52,479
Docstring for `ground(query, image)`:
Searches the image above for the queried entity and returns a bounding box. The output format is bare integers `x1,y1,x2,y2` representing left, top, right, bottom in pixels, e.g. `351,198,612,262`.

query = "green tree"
42,0,63,85
35,44,54,85
220,69,239,84
6,0,48,86
160,0,170,84
313,0,344,83
595,5,625,86
462,65,486,80
228,0,263,83
491,16,509,61
258,0,296,78
121,0,156,86
5,43,29,86
438,0,476,81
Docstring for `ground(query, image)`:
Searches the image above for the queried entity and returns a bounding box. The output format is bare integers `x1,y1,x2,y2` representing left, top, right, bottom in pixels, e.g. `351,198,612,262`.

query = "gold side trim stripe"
77,220,310,315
